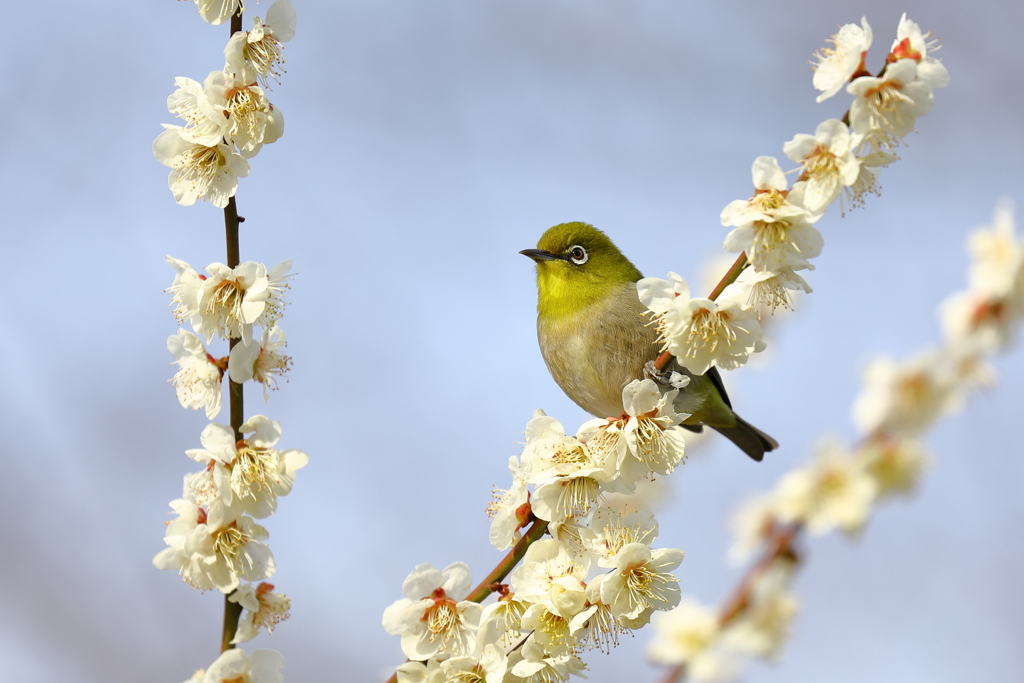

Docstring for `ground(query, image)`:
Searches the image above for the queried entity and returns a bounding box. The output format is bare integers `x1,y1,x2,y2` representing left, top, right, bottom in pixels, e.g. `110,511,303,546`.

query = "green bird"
521,221,778,461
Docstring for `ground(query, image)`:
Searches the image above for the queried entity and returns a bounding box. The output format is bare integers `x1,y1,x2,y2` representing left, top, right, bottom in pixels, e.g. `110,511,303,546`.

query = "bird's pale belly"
536,294,660,418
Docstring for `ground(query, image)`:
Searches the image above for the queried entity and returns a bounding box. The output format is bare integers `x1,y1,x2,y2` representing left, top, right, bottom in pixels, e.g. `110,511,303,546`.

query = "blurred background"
2,1,1022,681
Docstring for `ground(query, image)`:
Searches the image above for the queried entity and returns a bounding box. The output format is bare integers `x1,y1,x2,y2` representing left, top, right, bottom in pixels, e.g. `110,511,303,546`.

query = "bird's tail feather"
710,415,778,462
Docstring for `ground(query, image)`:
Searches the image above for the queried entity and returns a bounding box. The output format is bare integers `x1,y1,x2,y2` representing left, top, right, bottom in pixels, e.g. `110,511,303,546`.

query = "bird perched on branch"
521,221,777,461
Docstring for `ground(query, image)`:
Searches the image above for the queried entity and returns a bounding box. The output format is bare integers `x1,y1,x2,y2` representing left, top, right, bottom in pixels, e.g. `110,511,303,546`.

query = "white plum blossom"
510,635,587,683
599,542,685,619
783,119,862,214
229,324,292,399
620,380,689,474
721,159,824,274
232,415,308,518
519,602,578,657
847,58,933,150
153,498,275,593
531,469,604,525
183,423,238,509
183,417,307,519
520,410,614,523
203,69,283,159
842,147,897,210
575,418,630,492
165,256,204,328
939,203,1024,354
946,348,998,395
890,13,950,89
155,499,222,590
382,562,483,661
511,540,589,655
856,437,930,499
639,272,764,375
852,351,963,437
724,154,789,206
393,659,442,683
229,582,291,643
548,514,593,559
154,126,250,208
965,202,1023,299
511,539,590,622
569,573,642,653
772,438,877,536
198,261,268,345
487,456,529,550
940,289,1020,353
262,0,297,41
260,259,294,326
196,260,292,345
224,0,297,88
576,380,690,494
166,76,229,146
941,204,1024,352
193,0,242,26
583,507,659,563
478,591,528,649
812,17,872,102
718,264,812,315
648,601,731,682
438,645,508,683
187,648,284,683
168,329,224,419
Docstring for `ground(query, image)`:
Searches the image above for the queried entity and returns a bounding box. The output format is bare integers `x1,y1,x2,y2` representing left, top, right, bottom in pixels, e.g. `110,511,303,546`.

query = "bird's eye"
568,245,588,265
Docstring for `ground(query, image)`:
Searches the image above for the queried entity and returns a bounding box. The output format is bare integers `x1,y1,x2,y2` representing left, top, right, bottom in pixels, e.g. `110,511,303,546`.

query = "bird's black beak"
520,248,560,262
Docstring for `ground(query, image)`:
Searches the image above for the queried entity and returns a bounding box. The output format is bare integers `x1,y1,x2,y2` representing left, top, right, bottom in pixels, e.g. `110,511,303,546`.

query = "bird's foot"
644,360,673,386
644,360,691,389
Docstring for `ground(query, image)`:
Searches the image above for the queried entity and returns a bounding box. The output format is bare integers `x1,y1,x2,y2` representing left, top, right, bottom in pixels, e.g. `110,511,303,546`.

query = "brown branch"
465,518,549,604
657,522,803,683
220,59,245,648
718,522,802,627
707,252,749,302
658,662,688,683
221,593,243,653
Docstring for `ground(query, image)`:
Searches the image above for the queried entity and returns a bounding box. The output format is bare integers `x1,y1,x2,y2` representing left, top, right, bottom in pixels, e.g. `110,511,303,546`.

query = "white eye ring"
568,245,588,265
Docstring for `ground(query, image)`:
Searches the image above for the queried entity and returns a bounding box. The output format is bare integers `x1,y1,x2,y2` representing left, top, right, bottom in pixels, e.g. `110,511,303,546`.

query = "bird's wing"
704,366,732,409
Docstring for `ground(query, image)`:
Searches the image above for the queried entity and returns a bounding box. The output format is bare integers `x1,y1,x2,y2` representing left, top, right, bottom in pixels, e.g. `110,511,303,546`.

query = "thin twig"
220,5,245,647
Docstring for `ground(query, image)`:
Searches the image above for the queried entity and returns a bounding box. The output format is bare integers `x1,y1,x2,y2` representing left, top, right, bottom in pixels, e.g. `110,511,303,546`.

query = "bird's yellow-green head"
521,222,643,320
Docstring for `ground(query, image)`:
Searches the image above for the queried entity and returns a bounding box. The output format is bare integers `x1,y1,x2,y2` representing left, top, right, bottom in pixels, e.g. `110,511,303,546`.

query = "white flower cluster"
650,202,1023,682
153,413,307,597
165,256,294,416
157,250,304,641
384,379,690,681
154,0,296,207
181,648,284,683
155,3,301,679
648,562,799,681
854,202,1024,441
639,14,947,375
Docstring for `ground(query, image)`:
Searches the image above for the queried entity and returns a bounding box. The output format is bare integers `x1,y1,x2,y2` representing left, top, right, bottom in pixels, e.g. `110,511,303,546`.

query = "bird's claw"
644,360,674,387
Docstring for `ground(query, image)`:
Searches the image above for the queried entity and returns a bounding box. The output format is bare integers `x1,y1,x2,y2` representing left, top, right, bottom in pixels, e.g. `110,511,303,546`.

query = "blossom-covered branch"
648,202,1022,681
645,14,947,379
151,3,303,682
381,14,953,683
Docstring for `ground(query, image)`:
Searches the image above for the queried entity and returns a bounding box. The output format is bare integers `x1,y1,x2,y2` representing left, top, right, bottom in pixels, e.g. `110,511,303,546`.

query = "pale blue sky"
2,1,1022,682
